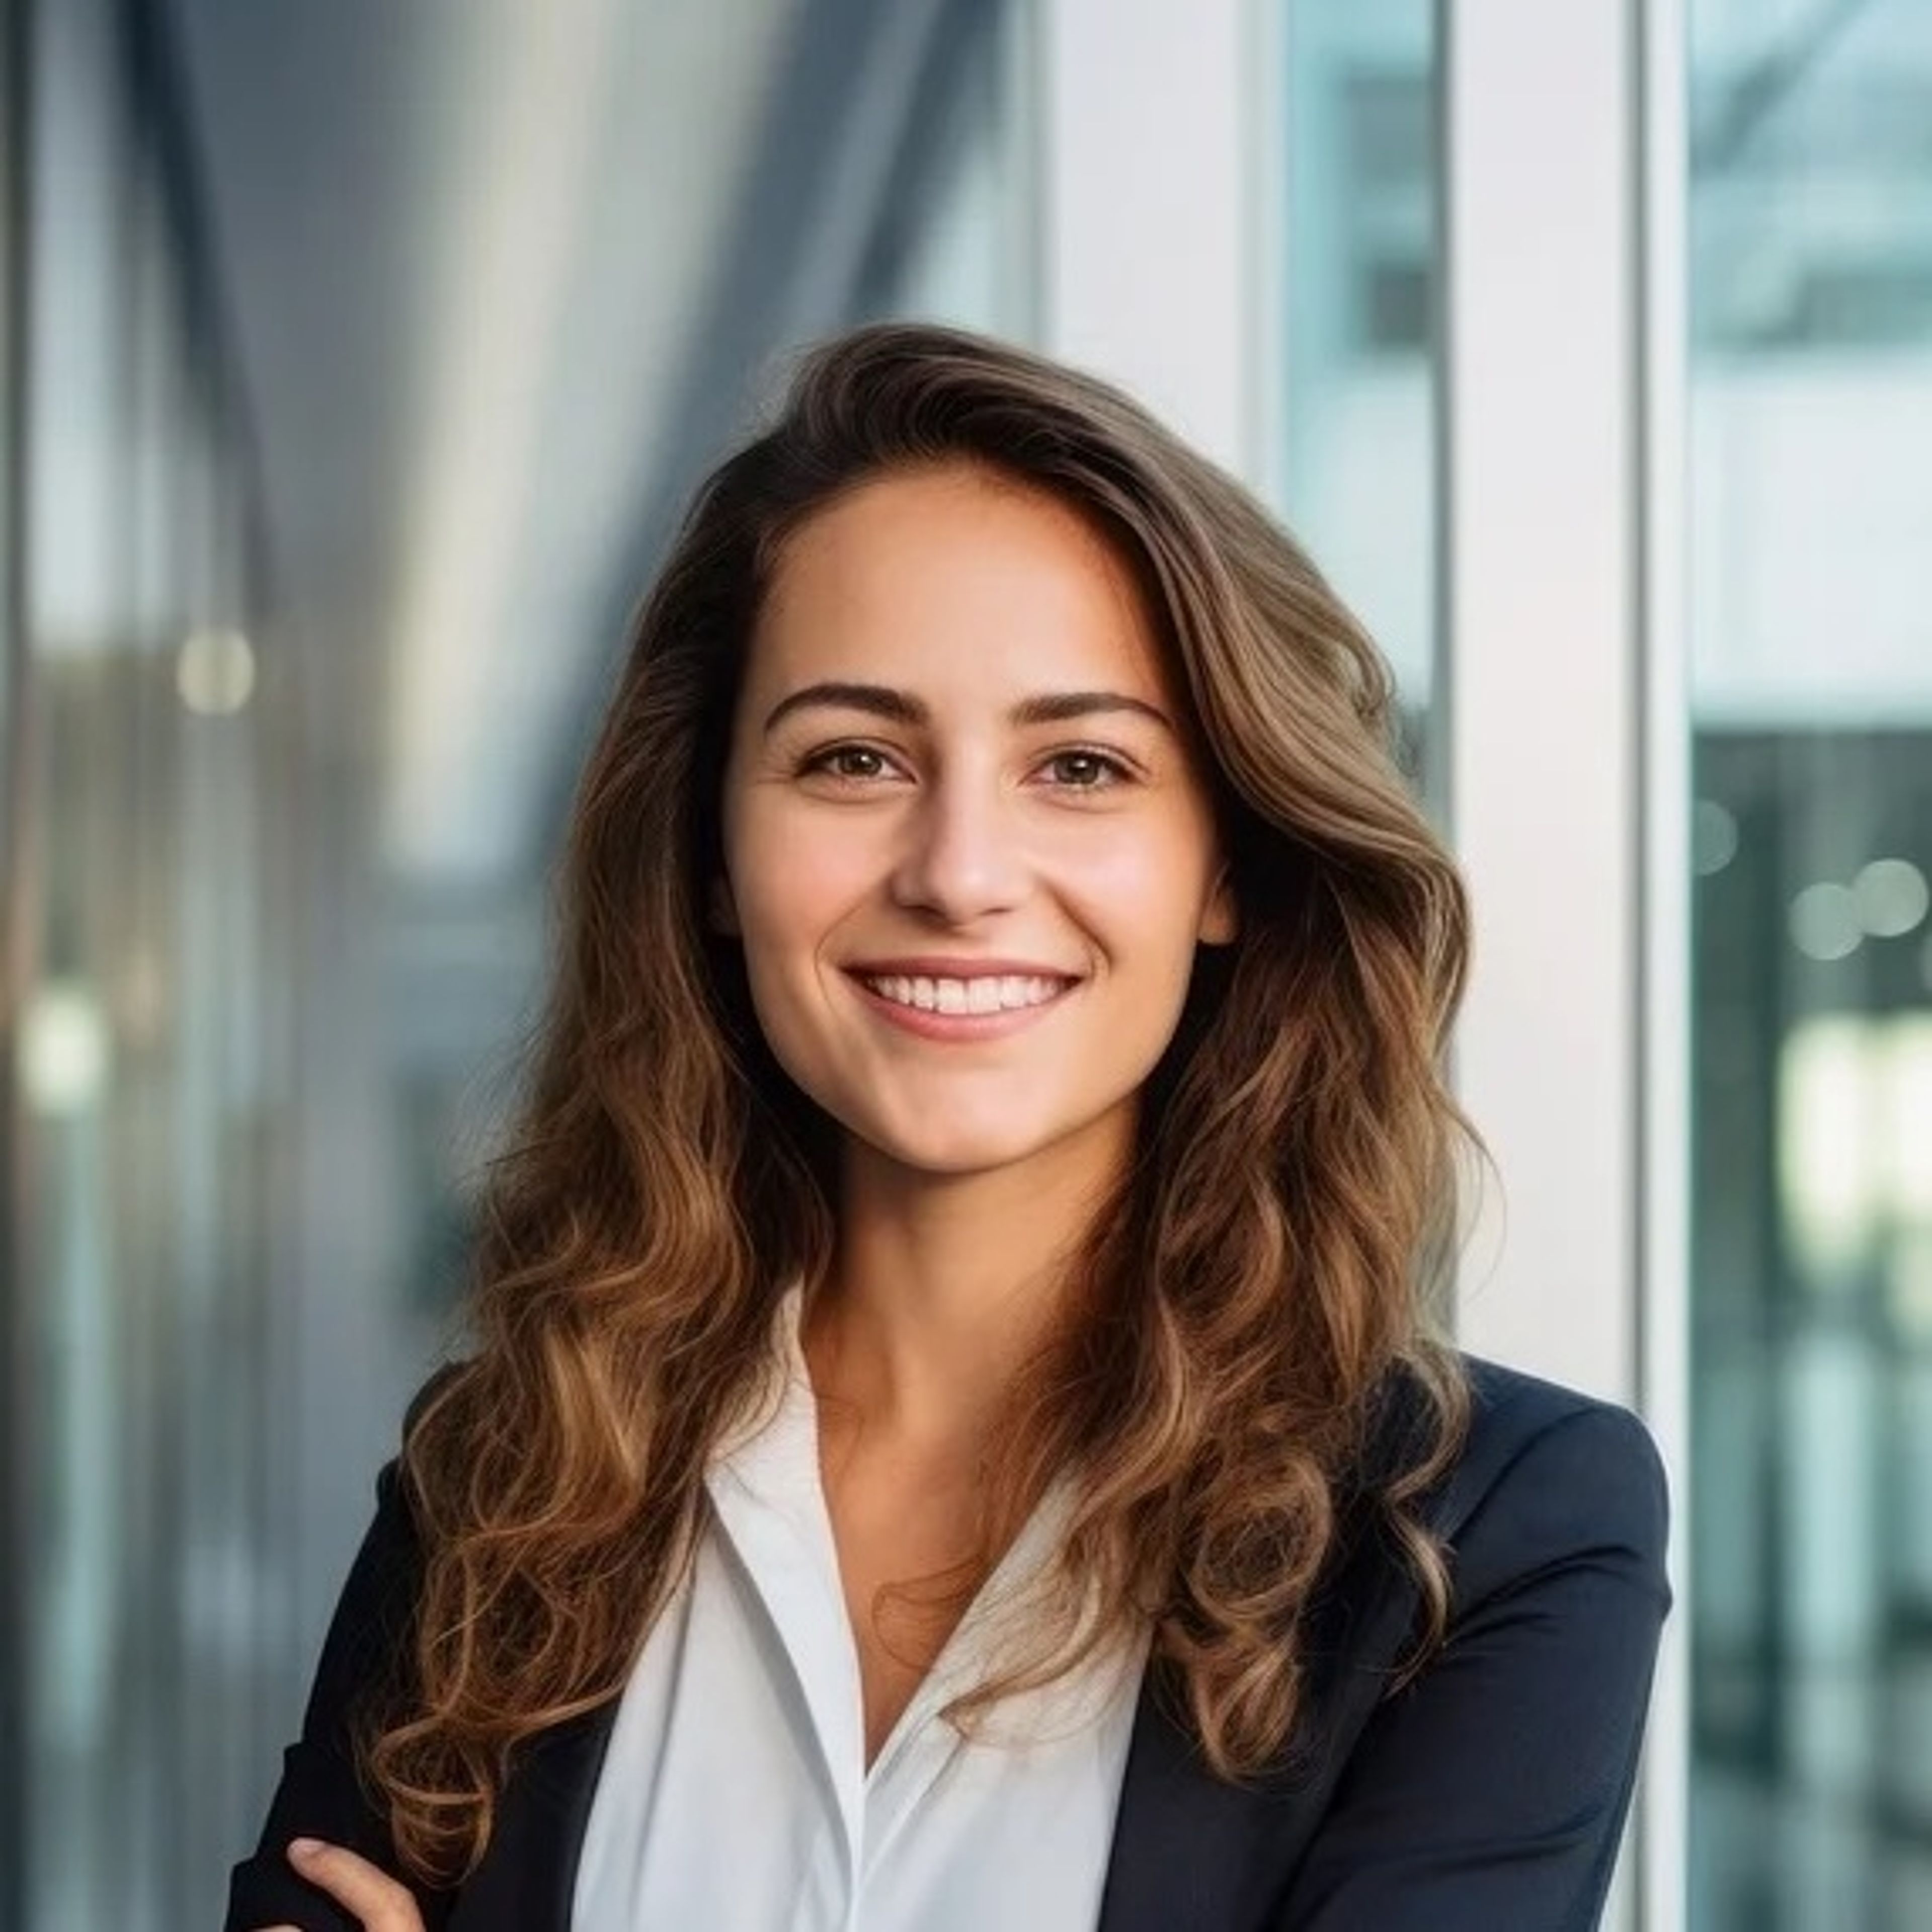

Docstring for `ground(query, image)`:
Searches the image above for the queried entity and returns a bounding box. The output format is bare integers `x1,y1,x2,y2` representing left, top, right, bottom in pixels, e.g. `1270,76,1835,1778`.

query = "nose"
889,765,1029,923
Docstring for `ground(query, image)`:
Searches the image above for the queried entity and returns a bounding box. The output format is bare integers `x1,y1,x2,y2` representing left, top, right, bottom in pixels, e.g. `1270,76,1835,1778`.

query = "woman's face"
717,460,1235,1185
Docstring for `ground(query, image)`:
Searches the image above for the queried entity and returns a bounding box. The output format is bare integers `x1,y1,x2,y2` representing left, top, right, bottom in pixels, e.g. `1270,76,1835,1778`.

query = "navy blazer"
227,1356,1669,1931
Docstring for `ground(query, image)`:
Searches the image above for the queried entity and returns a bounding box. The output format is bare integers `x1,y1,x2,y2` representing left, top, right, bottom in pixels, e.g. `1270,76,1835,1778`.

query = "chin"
853,1103,1123,1183
873,1133,1053,1180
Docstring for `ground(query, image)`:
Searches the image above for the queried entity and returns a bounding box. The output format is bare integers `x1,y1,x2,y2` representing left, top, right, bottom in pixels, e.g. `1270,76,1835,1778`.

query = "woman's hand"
253,1837,427,1931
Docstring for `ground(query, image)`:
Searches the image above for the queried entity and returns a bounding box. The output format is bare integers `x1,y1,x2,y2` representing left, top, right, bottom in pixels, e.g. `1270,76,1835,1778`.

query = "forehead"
749,462,1172,700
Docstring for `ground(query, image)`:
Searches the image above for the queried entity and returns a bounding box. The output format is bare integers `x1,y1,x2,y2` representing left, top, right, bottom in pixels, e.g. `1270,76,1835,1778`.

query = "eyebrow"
762,680,1176,737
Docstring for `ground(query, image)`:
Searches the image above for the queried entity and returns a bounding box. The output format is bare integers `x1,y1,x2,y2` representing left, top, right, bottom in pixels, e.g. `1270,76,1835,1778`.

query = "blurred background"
0,0,1927,1926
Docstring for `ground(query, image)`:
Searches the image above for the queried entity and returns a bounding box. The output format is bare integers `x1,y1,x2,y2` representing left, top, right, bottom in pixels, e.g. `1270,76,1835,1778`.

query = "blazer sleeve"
223,1454,453,1932
1274,1400,1671,1932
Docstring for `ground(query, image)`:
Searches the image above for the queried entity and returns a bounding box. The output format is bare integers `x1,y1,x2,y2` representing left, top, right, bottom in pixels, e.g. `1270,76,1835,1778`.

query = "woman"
228,321,1668,1932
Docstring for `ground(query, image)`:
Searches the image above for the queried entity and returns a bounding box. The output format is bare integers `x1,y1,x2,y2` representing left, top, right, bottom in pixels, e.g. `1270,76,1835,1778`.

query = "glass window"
1278,0,1439,803
1689,3,1932,1927
14,1,274,1923
855,0,1035,339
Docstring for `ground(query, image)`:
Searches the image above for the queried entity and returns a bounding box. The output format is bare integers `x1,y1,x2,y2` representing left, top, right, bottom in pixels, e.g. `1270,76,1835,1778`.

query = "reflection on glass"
855,0,1034,339
1689,4,1932,1927
1279,0,1437,800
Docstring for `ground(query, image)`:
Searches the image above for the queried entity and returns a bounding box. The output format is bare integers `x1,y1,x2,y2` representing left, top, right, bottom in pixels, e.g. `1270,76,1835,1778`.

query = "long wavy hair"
368,320,1485,1886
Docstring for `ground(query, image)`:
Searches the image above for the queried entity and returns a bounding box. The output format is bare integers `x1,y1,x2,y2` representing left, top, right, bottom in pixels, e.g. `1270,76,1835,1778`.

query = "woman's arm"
223,1456,450,1932
1275,1401,1671,1931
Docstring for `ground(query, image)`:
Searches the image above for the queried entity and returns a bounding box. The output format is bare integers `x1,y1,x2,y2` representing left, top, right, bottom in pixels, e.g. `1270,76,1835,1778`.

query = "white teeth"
861,973,1068,1015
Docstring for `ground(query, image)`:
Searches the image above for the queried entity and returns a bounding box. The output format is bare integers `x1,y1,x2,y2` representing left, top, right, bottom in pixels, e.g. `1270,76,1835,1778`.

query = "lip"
841,961,1082,1042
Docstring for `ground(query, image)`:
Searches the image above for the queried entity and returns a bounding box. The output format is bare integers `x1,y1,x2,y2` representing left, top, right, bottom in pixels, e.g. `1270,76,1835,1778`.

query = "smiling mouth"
851,971,1075,1015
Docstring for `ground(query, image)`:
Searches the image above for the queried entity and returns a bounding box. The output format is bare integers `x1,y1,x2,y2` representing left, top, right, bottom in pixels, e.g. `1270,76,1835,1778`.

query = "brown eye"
801,744,896,782
1042,749,1129,789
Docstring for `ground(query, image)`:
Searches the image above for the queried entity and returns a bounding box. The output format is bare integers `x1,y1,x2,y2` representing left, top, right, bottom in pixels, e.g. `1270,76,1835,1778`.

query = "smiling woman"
225,323,1668,1932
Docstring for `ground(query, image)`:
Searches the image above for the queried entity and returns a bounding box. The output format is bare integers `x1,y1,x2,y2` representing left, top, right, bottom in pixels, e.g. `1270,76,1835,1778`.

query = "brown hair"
370,320,1482,1885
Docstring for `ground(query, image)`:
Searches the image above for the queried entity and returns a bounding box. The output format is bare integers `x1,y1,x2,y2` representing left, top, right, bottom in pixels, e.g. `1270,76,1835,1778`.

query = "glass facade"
1278,0,1439,801
12,1,277,1924
1688,3,1932,1927
0,0,25,1918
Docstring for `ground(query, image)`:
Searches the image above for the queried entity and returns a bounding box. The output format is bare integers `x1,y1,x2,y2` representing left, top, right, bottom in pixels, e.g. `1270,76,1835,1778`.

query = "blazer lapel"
1097,1522,1433,1932
445,1700,619,1932
1096,1659,1275,1932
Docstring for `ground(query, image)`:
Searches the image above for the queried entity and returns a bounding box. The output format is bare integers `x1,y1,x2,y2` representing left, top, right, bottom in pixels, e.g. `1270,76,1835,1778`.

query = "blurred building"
0,1,1927,1927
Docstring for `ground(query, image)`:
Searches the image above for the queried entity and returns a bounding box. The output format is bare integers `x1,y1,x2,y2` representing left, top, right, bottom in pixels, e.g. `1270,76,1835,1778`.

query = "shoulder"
404,1357,467,1439
1426,1355,1671,1617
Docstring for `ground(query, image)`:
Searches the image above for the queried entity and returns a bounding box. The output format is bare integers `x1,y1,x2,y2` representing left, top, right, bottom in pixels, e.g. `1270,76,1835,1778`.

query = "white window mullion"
1440,0,1641,1404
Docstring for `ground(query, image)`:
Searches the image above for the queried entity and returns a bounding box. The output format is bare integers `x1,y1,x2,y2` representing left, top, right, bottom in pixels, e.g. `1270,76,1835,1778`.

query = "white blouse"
571,1289,1150,1930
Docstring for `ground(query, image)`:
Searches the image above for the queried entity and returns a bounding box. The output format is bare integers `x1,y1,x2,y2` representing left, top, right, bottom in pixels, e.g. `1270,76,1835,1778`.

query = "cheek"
730,804,880,961
1069,823,1217,961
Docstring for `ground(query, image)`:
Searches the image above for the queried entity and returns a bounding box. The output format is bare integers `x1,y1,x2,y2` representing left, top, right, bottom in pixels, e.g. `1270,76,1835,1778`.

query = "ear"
1197,862,1238,946
707,875,741,937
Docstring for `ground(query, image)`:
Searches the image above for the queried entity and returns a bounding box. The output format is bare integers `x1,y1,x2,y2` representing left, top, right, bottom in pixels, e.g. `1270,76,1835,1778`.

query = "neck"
803,1120,1131,1455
